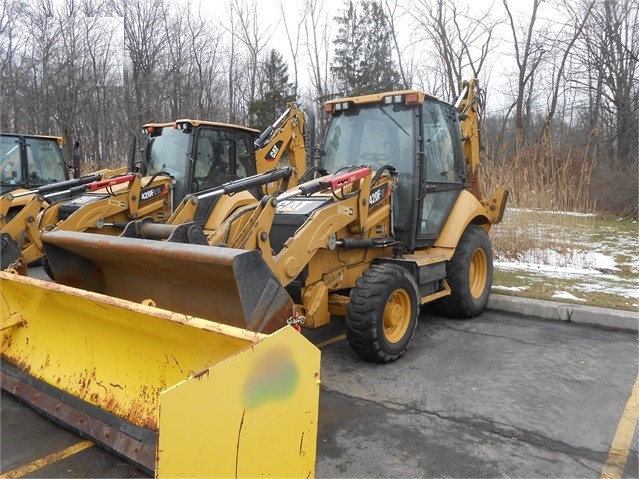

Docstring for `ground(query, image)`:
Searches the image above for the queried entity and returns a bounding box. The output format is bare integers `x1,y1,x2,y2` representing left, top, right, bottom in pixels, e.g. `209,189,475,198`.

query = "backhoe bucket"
41,230,293,334
1,271,320,477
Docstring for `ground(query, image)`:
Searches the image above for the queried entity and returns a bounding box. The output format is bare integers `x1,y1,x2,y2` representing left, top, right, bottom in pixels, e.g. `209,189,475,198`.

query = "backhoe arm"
254,104,313,187
167,166,295,226
456,79,482,201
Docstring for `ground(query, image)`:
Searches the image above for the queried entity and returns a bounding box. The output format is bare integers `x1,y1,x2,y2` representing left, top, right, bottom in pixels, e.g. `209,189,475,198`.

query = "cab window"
422,102,462,183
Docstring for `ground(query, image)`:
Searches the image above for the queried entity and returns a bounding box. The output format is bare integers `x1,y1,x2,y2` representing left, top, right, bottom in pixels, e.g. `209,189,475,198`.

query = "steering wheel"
359,153,392,170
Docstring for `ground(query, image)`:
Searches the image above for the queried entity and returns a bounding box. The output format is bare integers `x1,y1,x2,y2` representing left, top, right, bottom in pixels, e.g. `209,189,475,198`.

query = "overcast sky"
193,0,554,107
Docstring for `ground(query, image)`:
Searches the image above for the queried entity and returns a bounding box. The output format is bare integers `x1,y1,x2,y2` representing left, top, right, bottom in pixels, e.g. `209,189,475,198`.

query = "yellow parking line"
601,374,639,479
0,440,93,479
316,334,346,349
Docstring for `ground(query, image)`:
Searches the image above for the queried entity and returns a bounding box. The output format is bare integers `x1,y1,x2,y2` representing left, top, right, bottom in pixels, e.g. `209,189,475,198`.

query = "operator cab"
140,120,260,209
0,134,69,195
321,92,465,252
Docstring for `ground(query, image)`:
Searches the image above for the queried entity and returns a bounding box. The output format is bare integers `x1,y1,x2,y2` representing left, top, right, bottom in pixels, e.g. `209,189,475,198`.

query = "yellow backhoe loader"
1,168,131,272
1,133,71,199
0,133,114,272
1,80,506,477
1,105,312,275
1,133,71,265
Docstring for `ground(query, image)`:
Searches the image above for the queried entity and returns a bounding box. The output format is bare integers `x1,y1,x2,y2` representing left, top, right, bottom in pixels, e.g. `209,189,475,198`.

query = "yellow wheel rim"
469,247,488,299
383,289,411,344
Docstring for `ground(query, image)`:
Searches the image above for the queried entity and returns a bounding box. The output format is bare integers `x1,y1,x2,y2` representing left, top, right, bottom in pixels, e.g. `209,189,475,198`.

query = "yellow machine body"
1,271,320,477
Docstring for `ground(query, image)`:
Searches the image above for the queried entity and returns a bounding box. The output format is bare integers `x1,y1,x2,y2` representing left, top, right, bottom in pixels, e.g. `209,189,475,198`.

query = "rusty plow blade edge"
1,272,321,477
42,229,293,333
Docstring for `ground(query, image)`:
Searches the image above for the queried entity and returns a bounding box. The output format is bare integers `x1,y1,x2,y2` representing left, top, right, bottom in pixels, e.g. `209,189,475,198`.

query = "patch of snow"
507,207,596,218
496,248,619,272
494,259,618,279
552,291,587,302
492,285,528,292
572,281,639,299
493,213,638,306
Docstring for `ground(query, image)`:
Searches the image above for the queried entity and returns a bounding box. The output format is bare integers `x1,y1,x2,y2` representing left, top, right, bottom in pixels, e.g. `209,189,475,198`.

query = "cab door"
192,127,257,192
415,100,465,246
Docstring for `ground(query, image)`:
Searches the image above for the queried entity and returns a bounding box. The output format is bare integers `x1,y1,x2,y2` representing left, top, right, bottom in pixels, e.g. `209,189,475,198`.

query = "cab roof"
324,89,440,107
142,119,260,135
1,133,64,145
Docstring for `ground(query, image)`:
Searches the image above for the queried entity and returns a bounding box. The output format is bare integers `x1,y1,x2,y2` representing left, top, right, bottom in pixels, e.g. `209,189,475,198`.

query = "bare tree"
111,0,165,129
503,0,548,151
0,0,28,130
227,0,271,124
576,0,638,171
298,0,335,144
187,7,227,120
279,0,303,96
78,13,124,167
409,0,497,100
302,0,332,105
381,0,411,89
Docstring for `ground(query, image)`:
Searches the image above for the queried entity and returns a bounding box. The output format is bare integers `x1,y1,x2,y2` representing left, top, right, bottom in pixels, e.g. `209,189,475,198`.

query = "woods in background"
1,0,637,216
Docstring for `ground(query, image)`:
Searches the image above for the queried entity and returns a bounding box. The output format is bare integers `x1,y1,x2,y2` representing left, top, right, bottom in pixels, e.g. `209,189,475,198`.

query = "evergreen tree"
248,50,296,131
331,0,402,96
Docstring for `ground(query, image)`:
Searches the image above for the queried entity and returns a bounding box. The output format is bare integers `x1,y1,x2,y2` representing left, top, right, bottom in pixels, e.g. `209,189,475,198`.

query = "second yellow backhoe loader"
0,133,71,199
0,169,129,272
1,80,506,477
2,104,312,275
0,133,126,272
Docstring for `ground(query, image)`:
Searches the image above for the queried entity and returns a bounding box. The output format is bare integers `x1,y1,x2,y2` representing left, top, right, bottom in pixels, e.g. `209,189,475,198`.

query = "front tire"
437,224,493,318
346,264,419,363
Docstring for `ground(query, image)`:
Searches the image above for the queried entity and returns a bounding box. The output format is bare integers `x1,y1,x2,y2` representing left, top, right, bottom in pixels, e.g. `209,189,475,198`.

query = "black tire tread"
346,264,418,363
436,224,493,318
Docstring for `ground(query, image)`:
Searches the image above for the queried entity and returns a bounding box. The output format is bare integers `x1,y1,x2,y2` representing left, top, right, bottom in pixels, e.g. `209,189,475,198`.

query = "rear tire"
346,264,419,363
437,224,493,318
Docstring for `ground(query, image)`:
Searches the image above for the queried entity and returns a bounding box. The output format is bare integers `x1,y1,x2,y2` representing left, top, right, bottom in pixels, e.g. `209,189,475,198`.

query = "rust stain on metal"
2,370,158,474
171,354,183,373
39,354,51,372
192,368,209,380
2,335,14,350
235,409,246,478
95,380,107,395
2,354,31,375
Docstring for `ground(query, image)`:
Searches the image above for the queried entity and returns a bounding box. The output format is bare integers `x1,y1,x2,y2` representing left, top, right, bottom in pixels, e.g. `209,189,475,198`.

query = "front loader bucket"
1,271,320,477
41,230,292,334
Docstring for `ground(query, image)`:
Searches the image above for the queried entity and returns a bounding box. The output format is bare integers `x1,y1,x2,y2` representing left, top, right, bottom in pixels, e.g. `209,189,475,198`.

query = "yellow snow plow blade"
0,271,320,477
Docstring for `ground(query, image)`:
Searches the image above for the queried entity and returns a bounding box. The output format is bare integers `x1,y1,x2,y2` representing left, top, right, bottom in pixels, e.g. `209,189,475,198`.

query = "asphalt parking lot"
313,309,638,478
2,303,638,478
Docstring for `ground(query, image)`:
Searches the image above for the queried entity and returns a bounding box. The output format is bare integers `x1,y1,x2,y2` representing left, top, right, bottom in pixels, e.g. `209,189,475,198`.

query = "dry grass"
481,132,597,261
80,158,126,175
479,135,639,311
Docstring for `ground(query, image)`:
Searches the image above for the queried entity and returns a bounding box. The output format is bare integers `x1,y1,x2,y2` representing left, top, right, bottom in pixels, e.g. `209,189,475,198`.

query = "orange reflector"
324,103,333,113
405,92,419,104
